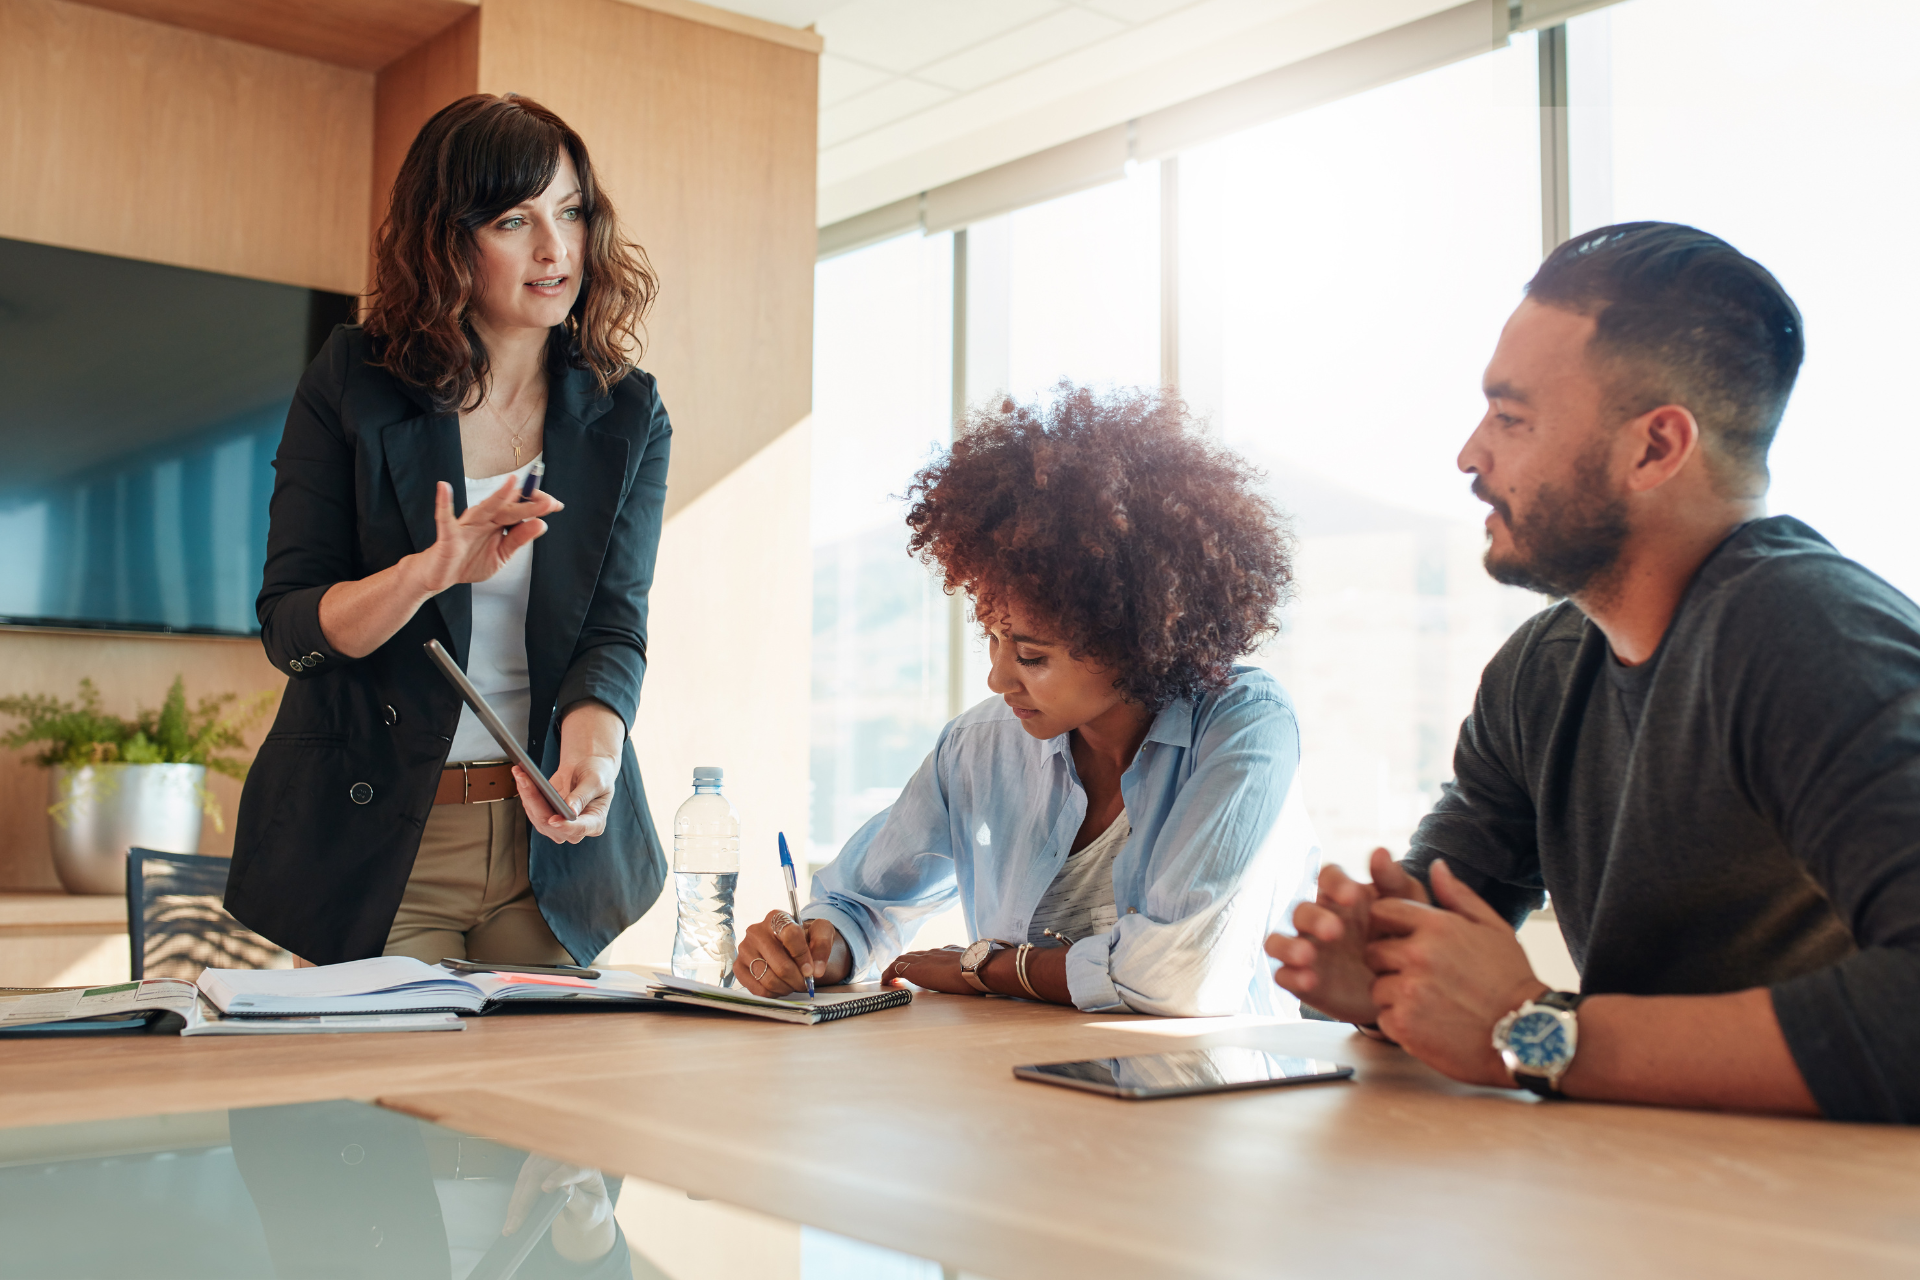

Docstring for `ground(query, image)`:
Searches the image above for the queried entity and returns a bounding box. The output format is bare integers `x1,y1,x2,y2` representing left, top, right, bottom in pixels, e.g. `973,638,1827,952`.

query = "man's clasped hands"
1267,851,1555,1089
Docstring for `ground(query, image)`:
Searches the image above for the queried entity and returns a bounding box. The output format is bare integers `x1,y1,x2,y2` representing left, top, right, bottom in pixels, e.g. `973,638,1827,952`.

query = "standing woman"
226,94,671,968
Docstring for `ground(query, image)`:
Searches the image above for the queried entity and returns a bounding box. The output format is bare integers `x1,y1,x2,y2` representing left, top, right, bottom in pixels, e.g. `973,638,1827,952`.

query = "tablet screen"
422,640,578,822
1015,1047,1352,1098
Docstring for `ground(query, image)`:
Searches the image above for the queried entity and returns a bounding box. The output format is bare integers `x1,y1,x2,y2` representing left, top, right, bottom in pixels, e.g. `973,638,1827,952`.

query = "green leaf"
120,732,165,764
0,676,278,801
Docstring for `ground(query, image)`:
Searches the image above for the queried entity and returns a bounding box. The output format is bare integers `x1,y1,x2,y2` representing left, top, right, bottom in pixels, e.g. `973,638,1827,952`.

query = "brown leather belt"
436,761,515,805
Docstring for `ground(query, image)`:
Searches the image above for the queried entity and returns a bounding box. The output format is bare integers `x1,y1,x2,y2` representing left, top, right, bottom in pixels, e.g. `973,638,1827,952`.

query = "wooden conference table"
3,990,1915,1280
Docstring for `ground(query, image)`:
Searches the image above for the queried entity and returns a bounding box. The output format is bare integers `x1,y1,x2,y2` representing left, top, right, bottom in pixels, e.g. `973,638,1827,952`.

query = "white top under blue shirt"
804,665,1321,1018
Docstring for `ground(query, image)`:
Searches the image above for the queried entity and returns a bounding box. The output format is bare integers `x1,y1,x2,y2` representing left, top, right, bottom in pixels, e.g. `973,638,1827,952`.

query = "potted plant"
0,677,277,894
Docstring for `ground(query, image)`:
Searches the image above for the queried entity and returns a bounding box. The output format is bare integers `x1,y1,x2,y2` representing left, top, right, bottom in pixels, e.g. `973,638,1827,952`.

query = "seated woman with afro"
737,386,1316,1016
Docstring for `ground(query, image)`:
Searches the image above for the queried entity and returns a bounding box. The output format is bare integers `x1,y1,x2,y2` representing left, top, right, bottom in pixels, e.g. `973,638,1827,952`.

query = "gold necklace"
504,390,543,467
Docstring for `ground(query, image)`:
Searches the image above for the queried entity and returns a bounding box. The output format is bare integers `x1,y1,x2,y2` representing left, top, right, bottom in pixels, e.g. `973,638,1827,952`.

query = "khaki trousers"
383,799,573,966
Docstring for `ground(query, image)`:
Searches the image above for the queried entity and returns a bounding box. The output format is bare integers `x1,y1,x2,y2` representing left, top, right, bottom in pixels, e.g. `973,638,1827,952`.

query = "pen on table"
518,458,546,500
777,831,813,998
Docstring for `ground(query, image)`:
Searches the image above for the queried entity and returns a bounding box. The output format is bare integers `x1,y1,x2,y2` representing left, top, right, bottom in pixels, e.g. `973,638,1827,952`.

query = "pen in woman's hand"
519,458,546,500
778,831,813,997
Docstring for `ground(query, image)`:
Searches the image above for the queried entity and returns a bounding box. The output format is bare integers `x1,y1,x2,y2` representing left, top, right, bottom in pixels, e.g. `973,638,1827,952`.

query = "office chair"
126,849,291,981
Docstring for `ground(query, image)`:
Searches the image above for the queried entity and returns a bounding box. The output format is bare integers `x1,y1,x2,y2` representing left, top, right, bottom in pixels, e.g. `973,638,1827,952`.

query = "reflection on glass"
1082,1048,1326,1089
1176,37,1547,871
0,236,336,635
0,1101,626,1280
0,417,282,635
0,1101,992,1280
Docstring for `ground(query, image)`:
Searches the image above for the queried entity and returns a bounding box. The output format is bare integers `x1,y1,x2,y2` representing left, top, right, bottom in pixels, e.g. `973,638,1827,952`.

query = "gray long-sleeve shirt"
1405,516,1920,1123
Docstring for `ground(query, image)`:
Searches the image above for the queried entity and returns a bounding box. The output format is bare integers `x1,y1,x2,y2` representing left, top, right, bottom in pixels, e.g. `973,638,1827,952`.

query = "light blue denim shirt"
805,665,1320,1017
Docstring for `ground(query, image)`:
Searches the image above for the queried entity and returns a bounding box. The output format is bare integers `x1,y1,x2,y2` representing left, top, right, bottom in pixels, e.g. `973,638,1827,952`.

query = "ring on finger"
749,957,768,981
769,910,797,936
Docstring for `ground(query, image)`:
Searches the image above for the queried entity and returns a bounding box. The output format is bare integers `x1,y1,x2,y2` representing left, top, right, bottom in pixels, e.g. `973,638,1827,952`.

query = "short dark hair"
1527,222,1803,484
905,384,1294,711
363,94,658,411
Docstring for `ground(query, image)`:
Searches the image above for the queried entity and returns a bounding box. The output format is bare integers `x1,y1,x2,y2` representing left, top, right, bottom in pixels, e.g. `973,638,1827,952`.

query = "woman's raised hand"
735,911,850,997
409,477,565,596
316,476,565,660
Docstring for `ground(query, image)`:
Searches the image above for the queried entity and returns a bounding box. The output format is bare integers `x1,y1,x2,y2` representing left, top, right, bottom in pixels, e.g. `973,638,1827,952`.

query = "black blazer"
226,325,672,966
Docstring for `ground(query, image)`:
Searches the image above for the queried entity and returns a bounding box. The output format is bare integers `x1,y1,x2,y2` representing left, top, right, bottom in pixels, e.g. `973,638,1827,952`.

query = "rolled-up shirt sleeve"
1064,689,1305,1017
803,733,961,980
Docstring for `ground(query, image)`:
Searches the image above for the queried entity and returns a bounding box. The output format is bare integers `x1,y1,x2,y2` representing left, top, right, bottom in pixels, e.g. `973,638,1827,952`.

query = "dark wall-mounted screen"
0,236,355,635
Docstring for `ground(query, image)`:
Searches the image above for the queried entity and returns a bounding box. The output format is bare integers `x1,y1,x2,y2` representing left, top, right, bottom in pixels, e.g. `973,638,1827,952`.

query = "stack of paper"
0,980,463,1037
199,956,656,1018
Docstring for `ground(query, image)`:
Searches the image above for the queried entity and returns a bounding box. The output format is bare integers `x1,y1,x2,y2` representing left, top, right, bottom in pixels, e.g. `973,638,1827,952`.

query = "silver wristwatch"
959,939,1012,993
1491,990,1584,1097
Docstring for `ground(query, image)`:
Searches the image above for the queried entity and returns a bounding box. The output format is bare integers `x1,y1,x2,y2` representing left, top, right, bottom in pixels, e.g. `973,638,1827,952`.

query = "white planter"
48,763,206,895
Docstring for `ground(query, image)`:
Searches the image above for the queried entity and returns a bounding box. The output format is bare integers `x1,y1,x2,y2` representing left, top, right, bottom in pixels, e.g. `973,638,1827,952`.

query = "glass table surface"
0,1101,993,1280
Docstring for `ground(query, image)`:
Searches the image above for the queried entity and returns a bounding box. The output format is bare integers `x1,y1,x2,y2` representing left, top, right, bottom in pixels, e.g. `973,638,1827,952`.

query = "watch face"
1505,1009,1572,1073
961,940,995,969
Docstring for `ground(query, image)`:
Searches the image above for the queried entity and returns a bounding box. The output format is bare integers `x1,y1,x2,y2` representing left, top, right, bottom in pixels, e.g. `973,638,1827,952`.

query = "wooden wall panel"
0,0,817,896
65,0,477,72
0,632,284,890
372,11,480,242
0,0,374,293
477,0,818,516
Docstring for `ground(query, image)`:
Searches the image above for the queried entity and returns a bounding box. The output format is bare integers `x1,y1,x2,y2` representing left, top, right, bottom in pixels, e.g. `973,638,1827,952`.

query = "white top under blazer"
445,456,540,763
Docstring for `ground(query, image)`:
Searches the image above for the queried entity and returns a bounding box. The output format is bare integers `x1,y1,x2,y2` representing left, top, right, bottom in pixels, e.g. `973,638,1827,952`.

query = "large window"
1177,34,1545,870
808,1,1920,888
1574,0,1920,599
809,232,952,867
810,169,1167,868
963,168,1163,407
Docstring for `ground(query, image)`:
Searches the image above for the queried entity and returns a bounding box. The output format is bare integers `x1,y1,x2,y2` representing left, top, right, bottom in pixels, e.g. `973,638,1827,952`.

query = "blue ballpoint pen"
777,832,814,998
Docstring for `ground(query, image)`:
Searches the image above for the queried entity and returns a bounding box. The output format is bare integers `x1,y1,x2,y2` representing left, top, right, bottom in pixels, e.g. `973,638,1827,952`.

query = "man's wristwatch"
959,939,1013,993
1491,990,1584,1097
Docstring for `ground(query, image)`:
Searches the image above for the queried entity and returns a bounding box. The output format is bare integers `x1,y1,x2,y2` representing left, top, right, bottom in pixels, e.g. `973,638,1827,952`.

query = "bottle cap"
692,766,723,784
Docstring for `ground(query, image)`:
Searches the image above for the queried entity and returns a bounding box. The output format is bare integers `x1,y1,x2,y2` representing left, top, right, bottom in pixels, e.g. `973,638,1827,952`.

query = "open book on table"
1,980,200,1036
0,979,463,1036
197,956,659,1018
647,972,912,1024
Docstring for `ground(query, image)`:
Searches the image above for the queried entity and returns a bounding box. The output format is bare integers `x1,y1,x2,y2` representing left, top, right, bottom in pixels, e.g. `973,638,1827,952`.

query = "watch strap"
1515,1072,1559,1098
960,939,1011,993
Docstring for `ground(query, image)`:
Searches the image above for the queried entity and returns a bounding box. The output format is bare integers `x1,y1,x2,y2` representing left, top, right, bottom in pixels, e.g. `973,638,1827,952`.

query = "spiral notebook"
647,973,911,1024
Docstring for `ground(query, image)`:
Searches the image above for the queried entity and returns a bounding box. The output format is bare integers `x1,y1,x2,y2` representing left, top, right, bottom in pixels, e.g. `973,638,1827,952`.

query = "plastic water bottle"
670,766,739,986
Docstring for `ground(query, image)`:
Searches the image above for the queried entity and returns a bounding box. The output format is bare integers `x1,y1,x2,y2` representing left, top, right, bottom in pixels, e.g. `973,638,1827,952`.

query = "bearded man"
1269,221,1920,1123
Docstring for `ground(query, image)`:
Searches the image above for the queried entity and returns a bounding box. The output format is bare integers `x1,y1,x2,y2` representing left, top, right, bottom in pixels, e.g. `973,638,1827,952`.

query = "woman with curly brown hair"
226,94,671,969
735,386,1318,1016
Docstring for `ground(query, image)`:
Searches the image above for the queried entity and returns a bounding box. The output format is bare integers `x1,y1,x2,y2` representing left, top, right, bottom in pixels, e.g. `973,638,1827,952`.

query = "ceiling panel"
812,0,1062,73
917,6,1126,93
704,0,1477,228
1081,0,1207,21
819,77,956,149
819,52,892,106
